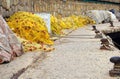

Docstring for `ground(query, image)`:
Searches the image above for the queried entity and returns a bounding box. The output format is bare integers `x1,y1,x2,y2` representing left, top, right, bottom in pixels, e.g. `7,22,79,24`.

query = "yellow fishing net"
6,11,95,52
7,11,53,45
51,15,95,35
6,11,54,52
17,36,54,52
51,15,63,35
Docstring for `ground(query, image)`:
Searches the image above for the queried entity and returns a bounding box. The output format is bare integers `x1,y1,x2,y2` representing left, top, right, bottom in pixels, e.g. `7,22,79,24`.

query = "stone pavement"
1,22,120,79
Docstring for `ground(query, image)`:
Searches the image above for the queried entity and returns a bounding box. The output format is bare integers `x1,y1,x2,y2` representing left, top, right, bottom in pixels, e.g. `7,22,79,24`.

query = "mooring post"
95,30,103,38
92,25,97,31
109,21,114,27
100,38,111,50
109,56,120,77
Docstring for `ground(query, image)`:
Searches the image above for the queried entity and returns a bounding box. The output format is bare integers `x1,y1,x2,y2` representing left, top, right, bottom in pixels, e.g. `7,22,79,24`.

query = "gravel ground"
19,22,120,79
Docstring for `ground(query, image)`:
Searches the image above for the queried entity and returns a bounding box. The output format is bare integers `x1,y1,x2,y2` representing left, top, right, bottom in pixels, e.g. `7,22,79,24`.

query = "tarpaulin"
86,10,118,24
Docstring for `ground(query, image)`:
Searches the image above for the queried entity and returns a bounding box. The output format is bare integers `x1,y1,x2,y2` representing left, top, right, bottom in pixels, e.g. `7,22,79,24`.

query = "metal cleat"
109,56,120,77
100,38,111,50
95,30,103,38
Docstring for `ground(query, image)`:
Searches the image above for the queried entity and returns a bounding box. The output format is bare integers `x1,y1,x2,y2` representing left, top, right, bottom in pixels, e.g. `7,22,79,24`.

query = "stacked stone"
0,0,33,17
100,0,120,3
0,0,119,17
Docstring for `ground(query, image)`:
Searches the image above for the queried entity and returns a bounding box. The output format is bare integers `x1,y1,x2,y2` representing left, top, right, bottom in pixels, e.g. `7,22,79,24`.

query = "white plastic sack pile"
86,10,118,24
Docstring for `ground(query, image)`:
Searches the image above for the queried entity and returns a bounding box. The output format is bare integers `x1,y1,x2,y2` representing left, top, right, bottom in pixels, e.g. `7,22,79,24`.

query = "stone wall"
100,0,120,3
0,0,33,17
0,0,119,17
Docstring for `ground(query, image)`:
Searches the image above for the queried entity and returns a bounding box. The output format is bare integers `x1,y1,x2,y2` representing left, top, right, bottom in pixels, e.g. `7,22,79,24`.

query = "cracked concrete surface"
17,22,120,79
0,51,44,79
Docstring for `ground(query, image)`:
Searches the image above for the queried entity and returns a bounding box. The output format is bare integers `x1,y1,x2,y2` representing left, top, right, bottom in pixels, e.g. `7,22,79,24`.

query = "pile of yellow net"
7,11,54,52
6,11,95,52
51,15,95,35
17,36,54,52
51,15,63,35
